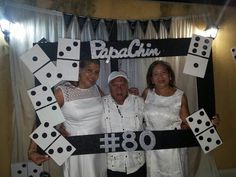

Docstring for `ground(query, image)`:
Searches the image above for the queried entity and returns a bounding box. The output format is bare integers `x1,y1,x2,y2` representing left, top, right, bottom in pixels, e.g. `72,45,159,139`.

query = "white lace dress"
58,82,107,177
143,88,186,177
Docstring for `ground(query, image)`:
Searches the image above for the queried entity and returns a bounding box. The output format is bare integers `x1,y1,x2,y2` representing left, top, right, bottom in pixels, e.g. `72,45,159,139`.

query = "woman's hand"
181,121,189,129
211,114,220,127
28,151,50,165
28,140,50,165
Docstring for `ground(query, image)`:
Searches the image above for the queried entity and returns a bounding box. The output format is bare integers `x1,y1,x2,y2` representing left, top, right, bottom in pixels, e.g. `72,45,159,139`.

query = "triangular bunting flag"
151,20,161,34
104,19,116,37
90,18,101,33
127,20,137,35
63,13,74,30
162,18,172,34
77,16,87,32
139,20,149,35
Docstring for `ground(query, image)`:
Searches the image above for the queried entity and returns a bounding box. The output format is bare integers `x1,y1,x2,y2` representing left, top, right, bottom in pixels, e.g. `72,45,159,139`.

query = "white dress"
58,82,107,177
143,88,186,177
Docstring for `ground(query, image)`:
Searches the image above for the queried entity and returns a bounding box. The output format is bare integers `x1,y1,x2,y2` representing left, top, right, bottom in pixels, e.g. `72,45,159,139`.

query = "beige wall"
1,0,235,176
212,6,236,169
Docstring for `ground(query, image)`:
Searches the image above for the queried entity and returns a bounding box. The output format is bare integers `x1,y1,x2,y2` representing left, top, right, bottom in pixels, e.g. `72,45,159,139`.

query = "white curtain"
117,17,200,113
6,2,219,177
7,3,65,177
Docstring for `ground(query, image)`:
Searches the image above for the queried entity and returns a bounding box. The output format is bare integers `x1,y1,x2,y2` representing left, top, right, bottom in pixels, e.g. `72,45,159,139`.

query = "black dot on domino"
207,138,212,142
194,43,199,47
17,170,22,174
188,117,193,122
36,101,41,107
42,132,47,138
195,36,200,41
59,51,64,57
199,111,205,116
202,51,206,56
48,149,54,154
52,105,57,110
66,46,71,51
42,86,47,91
57,147,63,153
216,140,221,145
192,48,197,53
195,128,200,133
205,121,211,127
203,45,208,50
32,133,38,139
204,39,210,44
67,145,72,152
33,169,38,173
51,131,57,137
198,135,203,140
197,119,202,124
57,73,63,78
205,146,210,151
72,62,78,67
193,63,199,68
46,73,52,78
44,122,49,127
31,90,36,96
47,96,52,102
32,56,38,61
210,128,215,134
73,41,79,46
22,163,27,168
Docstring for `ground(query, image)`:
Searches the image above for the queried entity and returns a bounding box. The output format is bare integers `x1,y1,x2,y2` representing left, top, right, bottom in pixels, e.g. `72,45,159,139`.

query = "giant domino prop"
183,34,213,78
20,36,222,166
20,39,85,166
231,47,236,63
11,161,44,177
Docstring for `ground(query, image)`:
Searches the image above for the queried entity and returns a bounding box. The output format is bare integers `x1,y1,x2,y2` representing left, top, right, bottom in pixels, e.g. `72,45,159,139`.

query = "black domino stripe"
35,101,57,112
57,58,80,62
195,125,215,137
187,53,210,60
44,135,61,152
33,60,51,74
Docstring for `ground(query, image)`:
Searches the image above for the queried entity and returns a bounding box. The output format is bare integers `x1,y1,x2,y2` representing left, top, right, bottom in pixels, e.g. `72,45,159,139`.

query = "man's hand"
128,87,139,96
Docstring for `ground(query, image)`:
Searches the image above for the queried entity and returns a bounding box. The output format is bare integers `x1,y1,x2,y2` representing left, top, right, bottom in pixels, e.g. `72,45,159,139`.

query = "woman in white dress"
54,59,107,177
28,59,107,177
142,60,190,177
142,60,221,177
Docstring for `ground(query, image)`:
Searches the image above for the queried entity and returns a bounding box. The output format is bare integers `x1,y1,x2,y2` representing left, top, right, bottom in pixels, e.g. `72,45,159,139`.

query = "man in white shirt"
102,71,146,177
